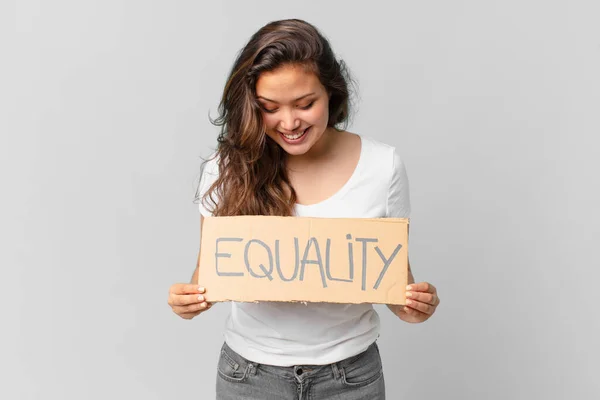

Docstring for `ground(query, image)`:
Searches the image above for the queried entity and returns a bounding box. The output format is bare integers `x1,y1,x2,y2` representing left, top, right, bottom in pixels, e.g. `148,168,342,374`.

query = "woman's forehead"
256,65,322,102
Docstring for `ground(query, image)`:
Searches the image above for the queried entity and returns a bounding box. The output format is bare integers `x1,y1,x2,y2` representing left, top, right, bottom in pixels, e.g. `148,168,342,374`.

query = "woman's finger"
405,299,435,315
406,291,439,306
170,294,205,307
171,284,205,296
402,305,430,321
407,282,436,294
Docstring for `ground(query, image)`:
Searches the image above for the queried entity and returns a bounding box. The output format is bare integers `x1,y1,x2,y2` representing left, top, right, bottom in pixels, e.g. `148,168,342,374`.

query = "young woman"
168,19,440,399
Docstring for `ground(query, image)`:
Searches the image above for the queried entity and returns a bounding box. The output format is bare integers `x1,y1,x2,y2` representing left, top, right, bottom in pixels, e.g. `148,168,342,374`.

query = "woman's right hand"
168,284,213,320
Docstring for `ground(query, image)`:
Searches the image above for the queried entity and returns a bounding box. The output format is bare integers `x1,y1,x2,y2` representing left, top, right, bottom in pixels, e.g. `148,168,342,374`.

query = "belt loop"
331,362,341,380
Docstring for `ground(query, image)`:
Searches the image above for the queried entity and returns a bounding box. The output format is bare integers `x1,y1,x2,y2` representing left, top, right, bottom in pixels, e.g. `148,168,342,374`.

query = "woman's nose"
279,109,300,131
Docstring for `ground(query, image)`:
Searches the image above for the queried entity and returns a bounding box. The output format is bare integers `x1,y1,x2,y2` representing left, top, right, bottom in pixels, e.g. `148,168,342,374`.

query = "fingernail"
201,302,207,307
199,287,205,293
198,295,204,301
406,285,412,291
406,299,412,305
406,292,413,297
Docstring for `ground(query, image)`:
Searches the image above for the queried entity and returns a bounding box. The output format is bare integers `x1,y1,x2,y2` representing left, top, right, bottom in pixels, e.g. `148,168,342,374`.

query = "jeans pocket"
217,343,251,383
339,342,383,388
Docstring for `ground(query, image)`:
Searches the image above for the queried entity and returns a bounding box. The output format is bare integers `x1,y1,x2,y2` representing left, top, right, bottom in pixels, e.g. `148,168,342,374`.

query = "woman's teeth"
282,127,308,140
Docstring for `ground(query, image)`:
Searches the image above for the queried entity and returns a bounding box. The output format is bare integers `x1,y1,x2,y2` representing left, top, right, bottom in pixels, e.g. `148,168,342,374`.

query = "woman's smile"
278,126,311,144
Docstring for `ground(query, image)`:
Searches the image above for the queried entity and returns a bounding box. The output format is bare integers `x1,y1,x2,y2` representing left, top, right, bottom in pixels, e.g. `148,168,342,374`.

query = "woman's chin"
277,141,309,156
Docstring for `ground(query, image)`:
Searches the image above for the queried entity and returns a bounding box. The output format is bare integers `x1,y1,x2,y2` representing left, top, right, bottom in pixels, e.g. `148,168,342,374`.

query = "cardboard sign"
198,216,409,305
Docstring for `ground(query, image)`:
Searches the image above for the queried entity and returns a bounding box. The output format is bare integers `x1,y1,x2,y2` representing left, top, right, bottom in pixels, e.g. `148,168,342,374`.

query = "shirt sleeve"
196,155,219,217
386,148,411,218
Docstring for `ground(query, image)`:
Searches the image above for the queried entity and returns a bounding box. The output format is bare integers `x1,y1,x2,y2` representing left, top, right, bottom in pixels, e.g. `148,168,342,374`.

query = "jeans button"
297,367,303,375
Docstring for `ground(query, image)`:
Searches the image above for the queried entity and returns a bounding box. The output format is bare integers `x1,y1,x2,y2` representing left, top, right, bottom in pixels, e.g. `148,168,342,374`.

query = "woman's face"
255,63,330,157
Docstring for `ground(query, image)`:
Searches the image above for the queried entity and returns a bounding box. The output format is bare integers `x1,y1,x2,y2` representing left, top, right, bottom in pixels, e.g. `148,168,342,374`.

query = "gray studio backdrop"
2,1,599,399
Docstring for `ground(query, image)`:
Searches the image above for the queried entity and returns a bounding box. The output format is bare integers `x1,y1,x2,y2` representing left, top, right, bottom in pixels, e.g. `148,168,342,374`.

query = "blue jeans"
216,341,385,399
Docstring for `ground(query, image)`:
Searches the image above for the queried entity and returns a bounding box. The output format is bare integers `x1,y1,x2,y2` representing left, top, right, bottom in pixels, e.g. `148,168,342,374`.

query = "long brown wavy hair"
196,19,356,216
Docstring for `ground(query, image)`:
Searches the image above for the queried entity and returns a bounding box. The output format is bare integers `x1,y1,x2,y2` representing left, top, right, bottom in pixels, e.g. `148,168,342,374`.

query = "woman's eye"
261,101,314,113
260,105,278,113
300,101,314,110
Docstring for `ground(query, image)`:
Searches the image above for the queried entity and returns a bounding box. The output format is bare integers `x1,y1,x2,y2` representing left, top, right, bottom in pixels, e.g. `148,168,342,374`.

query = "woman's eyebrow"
257,92,316,103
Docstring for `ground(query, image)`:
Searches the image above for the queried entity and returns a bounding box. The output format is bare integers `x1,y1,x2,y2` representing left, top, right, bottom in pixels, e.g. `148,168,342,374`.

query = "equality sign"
197,216,409,305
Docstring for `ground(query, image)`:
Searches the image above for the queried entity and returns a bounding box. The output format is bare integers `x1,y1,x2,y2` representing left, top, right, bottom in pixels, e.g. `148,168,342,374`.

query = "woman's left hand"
396,282,440,323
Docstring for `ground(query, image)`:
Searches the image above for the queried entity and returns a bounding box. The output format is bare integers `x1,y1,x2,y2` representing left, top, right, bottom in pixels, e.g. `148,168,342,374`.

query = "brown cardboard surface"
198,216,409,305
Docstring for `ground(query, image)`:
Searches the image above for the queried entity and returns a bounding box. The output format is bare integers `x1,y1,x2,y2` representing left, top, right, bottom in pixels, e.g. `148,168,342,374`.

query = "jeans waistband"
221,340,378,381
